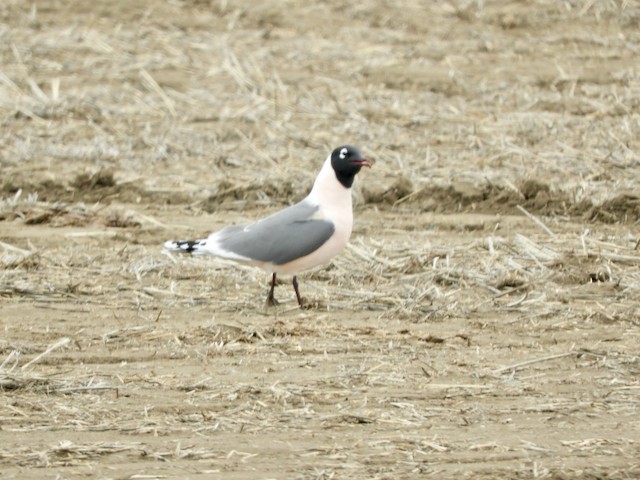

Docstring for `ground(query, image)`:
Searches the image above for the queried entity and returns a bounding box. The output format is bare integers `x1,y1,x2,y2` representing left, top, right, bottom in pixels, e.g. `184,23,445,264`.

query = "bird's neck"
307,155,353,212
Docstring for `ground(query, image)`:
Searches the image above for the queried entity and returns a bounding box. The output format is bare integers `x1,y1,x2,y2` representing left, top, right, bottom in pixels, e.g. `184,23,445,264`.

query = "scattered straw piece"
516,205,555,237
21,337,71,370
0,240,31,255
0,350,21,373
140,68,176,117
492,352,575,375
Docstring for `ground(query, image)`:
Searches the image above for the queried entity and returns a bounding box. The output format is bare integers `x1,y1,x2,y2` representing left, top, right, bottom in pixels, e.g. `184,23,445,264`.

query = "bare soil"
1,1,639,478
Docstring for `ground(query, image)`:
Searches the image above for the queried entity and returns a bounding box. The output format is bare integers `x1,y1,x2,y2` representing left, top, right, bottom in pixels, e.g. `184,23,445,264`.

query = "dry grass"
1,0,640,478
2,207,639,477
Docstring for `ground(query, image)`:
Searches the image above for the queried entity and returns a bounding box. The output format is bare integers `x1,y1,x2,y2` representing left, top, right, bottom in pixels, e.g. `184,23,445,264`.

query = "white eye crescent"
339,147,348,159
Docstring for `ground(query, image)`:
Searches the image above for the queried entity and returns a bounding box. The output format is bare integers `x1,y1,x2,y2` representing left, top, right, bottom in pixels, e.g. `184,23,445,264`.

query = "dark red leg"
266,273,278,306
292,275,303,307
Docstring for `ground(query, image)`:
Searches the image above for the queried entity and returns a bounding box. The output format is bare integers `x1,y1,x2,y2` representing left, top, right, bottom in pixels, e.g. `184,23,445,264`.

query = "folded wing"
207,201,335,266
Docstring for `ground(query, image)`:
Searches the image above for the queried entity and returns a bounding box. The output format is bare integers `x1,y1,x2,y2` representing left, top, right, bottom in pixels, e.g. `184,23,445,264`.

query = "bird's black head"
330,145,373,188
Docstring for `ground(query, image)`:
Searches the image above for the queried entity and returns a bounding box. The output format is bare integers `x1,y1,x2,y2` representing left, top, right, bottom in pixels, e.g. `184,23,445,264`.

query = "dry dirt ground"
1,0,640,478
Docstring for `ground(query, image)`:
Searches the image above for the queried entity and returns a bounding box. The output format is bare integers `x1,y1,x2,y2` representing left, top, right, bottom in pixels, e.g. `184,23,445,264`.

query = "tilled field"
1,1,639,478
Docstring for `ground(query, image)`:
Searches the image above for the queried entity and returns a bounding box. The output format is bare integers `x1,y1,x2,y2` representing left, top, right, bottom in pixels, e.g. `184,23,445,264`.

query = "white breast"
273,155,354,274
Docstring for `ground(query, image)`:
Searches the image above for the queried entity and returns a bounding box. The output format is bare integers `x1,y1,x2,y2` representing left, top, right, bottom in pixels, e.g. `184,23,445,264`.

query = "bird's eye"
339,147,348,159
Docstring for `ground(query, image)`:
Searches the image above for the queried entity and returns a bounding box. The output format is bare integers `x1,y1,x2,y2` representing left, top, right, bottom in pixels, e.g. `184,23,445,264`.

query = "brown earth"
1,0,640,478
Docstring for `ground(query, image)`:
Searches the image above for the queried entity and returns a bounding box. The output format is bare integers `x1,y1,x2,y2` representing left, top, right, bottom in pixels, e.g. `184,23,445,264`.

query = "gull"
164,145,372,307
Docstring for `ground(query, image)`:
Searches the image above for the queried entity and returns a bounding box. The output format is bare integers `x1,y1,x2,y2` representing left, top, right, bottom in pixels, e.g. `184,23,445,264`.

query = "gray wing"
214,201,335,265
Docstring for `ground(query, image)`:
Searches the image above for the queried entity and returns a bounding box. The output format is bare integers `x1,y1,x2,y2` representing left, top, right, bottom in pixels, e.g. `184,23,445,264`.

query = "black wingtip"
164,240,205,253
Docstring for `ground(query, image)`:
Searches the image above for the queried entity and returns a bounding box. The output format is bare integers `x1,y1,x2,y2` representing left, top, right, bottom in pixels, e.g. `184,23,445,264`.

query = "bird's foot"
299,299,312,310
265,294,280,307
